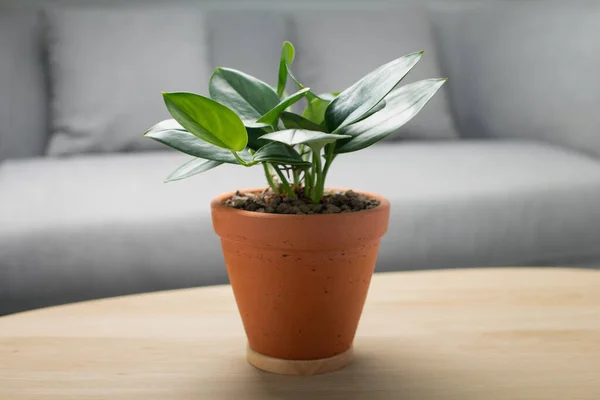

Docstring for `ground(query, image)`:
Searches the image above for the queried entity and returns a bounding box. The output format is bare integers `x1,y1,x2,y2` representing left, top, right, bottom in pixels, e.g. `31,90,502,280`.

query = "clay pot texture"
211,188,390,361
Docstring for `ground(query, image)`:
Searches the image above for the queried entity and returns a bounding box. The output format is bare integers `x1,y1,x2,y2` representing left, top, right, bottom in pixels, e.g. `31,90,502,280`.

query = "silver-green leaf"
165,158,223,182
280,111,327,132
335,78,446,154
209,67,280,128
144,122,251,164
252,142,311,166
324,51,423,132
259,129,350,148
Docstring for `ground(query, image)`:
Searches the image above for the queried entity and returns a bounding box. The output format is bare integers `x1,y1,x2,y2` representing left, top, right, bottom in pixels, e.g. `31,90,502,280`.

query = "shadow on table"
244,338,485,400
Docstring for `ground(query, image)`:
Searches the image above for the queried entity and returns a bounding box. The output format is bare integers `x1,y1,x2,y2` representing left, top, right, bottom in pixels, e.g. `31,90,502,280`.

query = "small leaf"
209,67,280,127
277,41,295,97
162,92,247,151
260,129,350,148
335,79,446,154
252,142,311,166
316,92,338,102
325,51,423,132
280,111,327,132
256,88,310,126
166,158,222,182
303,97,330,126
144,124,251,164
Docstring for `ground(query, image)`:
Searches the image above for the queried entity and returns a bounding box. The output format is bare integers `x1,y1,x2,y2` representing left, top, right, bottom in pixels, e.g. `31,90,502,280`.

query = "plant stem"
293,167,300,189
262,163,278,193
231,151,256,167
321,143,336,187
311,147,323,204
274,166,296,199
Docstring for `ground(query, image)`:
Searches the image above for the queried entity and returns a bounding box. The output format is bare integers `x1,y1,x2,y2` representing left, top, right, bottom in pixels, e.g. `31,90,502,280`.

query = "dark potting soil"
224,189,380,215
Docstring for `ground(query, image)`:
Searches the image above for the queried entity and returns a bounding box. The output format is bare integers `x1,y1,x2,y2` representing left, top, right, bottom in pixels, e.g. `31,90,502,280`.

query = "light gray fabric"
290,8,458,140
0,9,47,161
207,11,289,85
2,140,600,314
45,5,211,156
429,1,600,158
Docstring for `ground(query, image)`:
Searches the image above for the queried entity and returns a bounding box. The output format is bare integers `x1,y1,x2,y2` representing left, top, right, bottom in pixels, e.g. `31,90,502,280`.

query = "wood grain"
1,268,599,400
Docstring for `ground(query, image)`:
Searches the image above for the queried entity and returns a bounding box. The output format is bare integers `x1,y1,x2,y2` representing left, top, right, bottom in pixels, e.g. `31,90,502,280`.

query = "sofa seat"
2,140,600,314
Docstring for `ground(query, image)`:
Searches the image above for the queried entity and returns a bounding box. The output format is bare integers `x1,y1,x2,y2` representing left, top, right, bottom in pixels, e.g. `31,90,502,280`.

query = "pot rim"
211,187,390,219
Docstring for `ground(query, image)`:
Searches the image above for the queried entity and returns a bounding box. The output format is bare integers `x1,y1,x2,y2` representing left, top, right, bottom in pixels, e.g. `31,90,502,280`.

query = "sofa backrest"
4,1,598,161
430,0,600,159
0,8,48,162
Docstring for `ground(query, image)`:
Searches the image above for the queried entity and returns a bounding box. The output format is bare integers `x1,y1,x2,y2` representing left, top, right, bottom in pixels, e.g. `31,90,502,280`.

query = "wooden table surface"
1,268,599,400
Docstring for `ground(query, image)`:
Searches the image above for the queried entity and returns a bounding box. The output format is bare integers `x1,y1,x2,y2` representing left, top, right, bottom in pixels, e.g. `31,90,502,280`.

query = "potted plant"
145,41,445,375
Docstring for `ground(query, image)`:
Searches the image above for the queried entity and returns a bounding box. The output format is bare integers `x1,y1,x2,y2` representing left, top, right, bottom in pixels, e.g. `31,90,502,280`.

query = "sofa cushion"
207,11,289,85
2,140,600,314
429,1,600,158
45,5,211,156
0,9,47,161
290,7,458,140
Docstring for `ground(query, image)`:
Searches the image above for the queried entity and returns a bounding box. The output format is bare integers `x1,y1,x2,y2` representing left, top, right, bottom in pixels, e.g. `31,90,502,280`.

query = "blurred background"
1,0,599,315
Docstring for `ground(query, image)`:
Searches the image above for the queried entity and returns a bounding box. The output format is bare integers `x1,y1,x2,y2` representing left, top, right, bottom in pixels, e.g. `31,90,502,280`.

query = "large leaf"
209,67,280,127
335,79,446,154
256,88,310,126
259,129,350,148
277,41,295,97
252,142,311,166
324,51,423,132
280,111,327,132
162,92,247,151
166,158,223,182
144,123,251,164
353,99,386,123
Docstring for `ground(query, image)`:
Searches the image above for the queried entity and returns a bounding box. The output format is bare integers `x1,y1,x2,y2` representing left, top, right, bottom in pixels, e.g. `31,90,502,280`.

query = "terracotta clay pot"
211,188,390,375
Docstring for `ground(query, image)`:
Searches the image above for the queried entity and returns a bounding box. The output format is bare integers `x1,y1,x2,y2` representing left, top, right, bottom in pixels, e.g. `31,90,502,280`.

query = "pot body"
211,189,390,361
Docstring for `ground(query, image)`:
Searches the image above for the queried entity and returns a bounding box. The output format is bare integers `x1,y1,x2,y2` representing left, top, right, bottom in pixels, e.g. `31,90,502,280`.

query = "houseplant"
145,41,445,375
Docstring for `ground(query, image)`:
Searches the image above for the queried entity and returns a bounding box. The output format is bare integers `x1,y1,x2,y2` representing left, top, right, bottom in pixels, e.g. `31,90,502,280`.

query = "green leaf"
165,158,223,182
256,88,310,126
302,97,330,126
325,51,423,132
144,122,251,164
280,111,327,132
259,129,350,148
252,142,311,166
316,92,339,102
209,67,280,128
162,92,248,151
335,78,446,154
277,41,295,97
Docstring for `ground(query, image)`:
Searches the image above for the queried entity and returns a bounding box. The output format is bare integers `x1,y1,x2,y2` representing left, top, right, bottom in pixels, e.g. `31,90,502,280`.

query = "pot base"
247,345,354,375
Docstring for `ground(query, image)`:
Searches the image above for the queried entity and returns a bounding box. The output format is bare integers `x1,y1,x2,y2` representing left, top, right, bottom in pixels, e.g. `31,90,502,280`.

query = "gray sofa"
1,1,600,315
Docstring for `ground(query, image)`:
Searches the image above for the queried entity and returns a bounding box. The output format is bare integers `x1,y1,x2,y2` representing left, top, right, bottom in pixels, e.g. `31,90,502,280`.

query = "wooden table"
1,268,599,399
